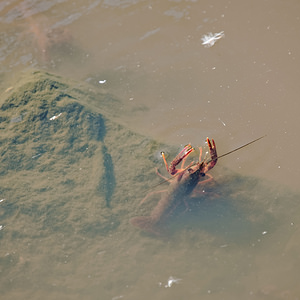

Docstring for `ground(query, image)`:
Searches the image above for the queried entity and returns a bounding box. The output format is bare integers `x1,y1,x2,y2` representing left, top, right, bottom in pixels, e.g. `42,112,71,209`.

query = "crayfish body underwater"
131,138,217,234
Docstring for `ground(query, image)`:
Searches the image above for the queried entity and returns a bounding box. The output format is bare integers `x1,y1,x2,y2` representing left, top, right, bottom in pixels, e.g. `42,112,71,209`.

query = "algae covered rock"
0,70,161,238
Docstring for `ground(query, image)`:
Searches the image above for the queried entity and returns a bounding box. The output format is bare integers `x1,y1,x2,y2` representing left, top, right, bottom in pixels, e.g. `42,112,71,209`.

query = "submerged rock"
0,70,161,238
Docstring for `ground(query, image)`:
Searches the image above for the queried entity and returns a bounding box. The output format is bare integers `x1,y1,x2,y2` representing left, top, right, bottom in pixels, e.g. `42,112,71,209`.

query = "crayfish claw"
204,137,218,171
162,144,194,176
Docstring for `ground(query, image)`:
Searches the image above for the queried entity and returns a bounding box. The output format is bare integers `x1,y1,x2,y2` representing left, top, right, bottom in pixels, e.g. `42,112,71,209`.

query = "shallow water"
1,1,300,299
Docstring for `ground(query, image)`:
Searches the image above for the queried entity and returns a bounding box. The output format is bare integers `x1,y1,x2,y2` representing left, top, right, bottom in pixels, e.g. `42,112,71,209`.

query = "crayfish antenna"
202,152,208,163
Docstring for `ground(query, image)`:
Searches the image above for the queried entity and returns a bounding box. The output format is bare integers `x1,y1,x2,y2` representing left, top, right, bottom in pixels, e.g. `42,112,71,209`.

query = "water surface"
0,1,300,299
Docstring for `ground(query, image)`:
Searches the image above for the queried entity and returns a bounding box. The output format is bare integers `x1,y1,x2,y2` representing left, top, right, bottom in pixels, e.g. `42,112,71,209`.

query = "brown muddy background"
0,0,300,299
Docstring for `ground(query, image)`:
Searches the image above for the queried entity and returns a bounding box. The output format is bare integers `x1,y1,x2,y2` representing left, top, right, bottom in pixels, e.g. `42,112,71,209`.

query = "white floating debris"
0,225,3,230
201,31,224,48
49,113,62,121
112,296,123,300
98,80,107,84
262,231,267,235
165,276,182,288
218,117,226,126
0,199,5,203
139,27,160,40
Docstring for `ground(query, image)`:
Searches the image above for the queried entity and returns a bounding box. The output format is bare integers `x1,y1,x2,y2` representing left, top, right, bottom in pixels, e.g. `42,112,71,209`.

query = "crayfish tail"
130,216,158,234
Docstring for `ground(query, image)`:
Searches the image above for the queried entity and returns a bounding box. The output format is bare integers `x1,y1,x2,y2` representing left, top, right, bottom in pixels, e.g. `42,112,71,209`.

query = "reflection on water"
1,0,300,299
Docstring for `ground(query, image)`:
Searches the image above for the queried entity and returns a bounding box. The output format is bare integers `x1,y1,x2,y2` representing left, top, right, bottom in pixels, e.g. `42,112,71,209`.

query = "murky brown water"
1,1,300,299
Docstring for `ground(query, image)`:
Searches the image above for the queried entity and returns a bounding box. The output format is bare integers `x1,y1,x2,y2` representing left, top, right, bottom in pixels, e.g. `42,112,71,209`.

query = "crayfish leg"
161,151,169,173
198,146,203,162
139,189,167,206
155,167,169,181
